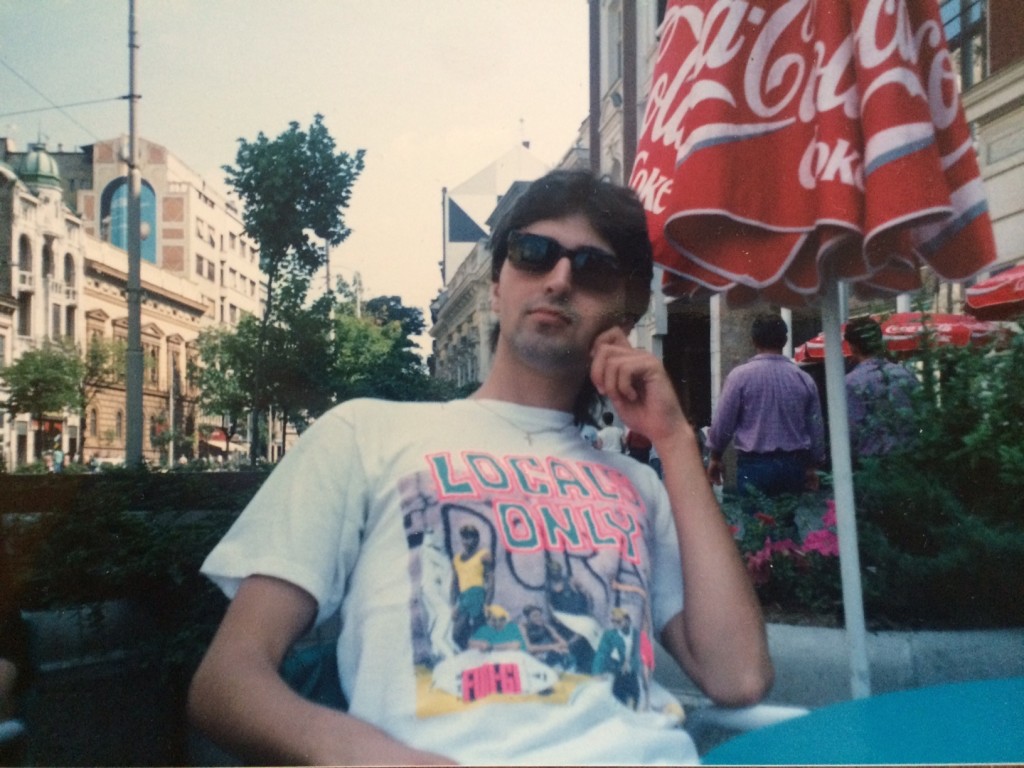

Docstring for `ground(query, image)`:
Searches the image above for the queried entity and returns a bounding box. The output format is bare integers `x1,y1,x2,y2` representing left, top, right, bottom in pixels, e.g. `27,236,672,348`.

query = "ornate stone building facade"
430,240,493,388
0,147,88,466
0,139,234,469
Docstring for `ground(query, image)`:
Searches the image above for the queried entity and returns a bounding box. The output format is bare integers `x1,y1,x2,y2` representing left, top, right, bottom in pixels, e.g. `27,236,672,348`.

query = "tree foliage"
190,324,255,443
0,339,122,460
225,114,366,299
1,341,80,419
191,288,457,454
224,114,365,461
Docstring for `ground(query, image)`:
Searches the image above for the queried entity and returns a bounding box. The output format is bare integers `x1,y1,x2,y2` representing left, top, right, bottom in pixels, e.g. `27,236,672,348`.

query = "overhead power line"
0,54,112,141
0,96,127,119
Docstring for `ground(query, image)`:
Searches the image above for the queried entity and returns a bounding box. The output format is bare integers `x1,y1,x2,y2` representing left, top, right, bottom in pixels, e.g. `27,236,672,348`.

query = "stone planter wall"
18,601,184,766
655,623,1024,708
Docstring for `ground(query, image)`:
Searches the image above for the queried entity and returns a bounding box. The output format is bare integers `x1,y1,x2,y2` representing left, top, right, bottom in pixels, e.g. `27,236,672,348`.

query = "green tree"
191,323,256,448
265,288,338,439
190,290,454,460
329,309,400,403
363,295,426,338
1,341,81,459
224,114,365,461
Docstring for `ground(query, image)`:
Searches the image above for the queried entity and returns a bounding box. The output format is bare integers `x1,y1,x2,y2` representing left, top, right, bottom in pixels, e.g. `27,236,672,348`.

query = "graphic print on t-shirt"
400,450,659,717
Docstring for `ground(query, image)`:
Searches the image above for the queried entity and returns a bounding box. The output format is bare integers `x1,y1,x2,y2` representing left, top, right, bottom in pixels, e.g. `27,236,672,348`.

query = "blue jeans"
736,451,807,500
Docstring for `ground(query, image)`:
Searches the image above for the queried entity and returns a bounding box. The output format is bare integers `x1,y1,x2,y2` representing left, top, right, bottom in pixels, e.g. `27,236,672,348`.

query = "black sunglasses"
506,230,624,292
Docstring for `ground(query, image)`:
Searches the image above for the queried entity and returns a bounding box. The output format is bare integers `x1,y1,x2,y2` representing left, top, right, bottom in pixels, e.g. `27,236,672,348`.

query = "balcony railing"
17,270,34,291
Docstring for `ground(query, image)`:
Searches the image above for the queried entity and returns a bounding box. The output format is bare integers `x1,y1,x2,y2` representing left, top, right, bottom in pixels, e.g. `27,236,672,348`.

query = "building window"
145,343,160,385
941,0,987,89
195,254,204,276
18,236,32,270
52,304,62,340
18,294,32,336
0,334,6,368
116,410,123,440
90,408,98,438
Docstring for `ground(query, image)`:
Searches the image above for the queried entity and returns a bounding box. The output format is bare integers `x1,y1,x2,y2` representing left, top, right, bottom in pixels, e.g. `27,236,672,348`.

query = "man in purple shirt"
843,316,920,461
706,313,825,500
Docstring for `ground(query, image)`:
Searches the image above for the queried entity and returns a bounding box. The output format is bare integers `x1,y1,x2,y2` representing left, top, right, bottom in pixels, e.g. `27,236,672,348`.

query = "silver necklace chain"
471,399,575,446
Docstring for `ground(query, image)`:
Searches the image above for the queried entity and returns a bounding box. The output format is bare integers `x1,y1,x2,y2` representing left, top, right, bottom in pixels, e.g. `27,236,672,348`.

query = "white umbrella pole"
822,278,872,699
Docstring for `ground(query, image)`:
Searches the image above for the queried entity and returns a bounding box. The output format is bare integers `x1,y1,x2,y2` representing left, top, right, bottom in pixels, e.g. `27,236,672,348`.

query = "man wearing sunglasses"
190,170,772,765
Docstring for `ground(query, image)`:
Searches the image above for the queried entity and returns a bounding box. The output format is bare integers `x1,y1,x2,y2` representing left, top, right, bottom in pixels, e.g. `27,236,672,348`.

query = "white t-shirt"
597,424,625,452
201,398,695,765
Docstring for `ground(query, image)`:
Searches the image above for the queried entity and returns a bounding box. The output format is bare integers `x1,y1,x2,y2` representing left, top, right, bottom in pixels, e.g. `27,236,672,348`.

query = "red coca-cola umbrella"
794,312,1005,362
631,0,998,699
965,263,1024,320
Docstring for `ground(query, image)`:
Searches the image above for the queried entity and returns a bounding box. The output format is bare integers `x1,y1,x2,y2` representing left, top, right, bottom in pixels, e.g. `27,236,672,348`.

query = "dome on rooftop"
17,144,62,190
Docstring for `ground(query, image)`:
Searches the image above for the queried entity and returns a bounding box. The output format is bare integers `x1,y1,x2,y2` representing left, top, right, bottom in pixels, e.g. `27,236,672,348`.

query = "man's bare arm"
188,575,456,765
590,328,773,706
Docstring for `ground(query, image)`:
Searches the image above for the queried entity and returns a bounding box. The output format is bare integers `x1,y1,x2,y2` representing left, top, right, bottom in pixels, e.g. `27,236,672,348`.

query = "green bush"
902,333,1024,523
1,470,260,688
723,463,1024,629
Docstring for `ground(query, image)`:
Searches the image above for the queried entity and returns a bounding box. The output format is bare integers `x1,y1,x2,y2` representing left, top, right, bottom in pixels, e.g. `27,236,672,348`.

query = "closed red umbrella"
965,263,1024,320
631,0,999,699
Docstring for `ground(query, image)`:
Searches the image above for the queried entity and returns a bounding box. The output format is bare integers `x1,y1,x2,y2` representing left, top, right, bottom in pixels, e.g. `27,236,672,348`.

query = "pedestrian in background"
596,411,625,453
706,313,825,501
844,316,920,462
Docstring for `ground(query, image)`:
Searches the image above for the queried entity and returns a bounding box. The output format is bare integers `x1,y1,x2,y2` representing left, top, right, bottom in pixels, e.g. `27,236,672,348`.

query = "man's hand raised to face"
589,327,695,448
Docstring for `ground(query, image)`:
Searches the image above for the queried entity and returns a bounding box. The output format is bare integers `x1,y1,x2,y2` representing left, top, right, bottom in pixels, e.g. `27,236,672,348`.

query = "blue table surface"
701,676,1024,765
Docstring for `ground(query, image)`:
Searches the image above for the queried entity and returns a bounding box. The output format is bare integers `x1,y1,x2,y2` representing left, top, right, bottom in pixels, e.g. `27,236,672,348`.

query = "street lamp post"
125,0,143,467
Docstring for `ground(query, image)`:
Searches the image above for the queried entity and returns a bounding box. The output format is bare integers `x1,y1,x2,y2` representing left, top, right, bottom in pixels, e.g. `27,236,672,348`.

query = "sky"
0,0,590,350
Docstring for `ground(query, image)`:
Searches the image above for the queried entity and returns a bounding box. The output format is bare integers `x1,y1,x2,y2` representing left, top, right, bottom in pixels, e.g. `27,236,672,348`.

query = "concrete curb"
657,623,1024,708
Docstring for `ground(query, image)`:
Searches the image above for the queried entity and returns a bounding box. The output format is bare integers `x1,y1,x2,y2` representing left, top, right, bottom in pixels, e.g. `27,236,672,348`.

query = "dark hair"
489,170,654,424
844,316,884,355
489,170,653,323
751,313,789,349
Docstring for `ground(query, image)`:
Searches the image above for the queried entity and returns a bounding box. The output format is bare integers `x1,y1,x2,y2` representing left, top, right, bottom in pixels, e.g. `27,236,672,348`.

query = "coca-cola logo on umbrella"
794,312,1008,362
631,0,997,306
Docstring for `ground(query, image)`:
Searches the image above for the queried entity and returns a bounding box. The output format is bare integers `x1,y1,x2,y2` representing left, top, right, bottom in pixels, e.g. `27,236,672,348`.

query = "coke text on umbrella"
794,312,1007,361
631,0,998,306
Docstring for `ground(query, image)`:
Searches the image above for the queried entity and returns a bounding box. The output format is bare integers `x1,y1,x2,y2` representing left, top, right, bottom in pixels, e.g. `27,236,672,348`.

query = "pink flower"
745,538,803,585
745,538,775,585
802,528,839,557
770,538,800,555
822,500,837,528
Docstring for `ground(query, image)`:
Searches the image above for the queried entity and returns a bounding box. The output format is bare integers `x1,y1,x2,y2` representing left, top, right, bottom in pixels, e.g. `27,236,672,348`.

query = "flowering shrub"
723,492,843,618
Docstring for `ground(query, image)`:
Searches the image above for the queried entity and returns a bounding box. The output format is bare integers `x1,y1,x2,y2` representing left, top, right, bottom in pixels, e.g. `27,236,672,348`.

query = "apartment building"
0,135,266,468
